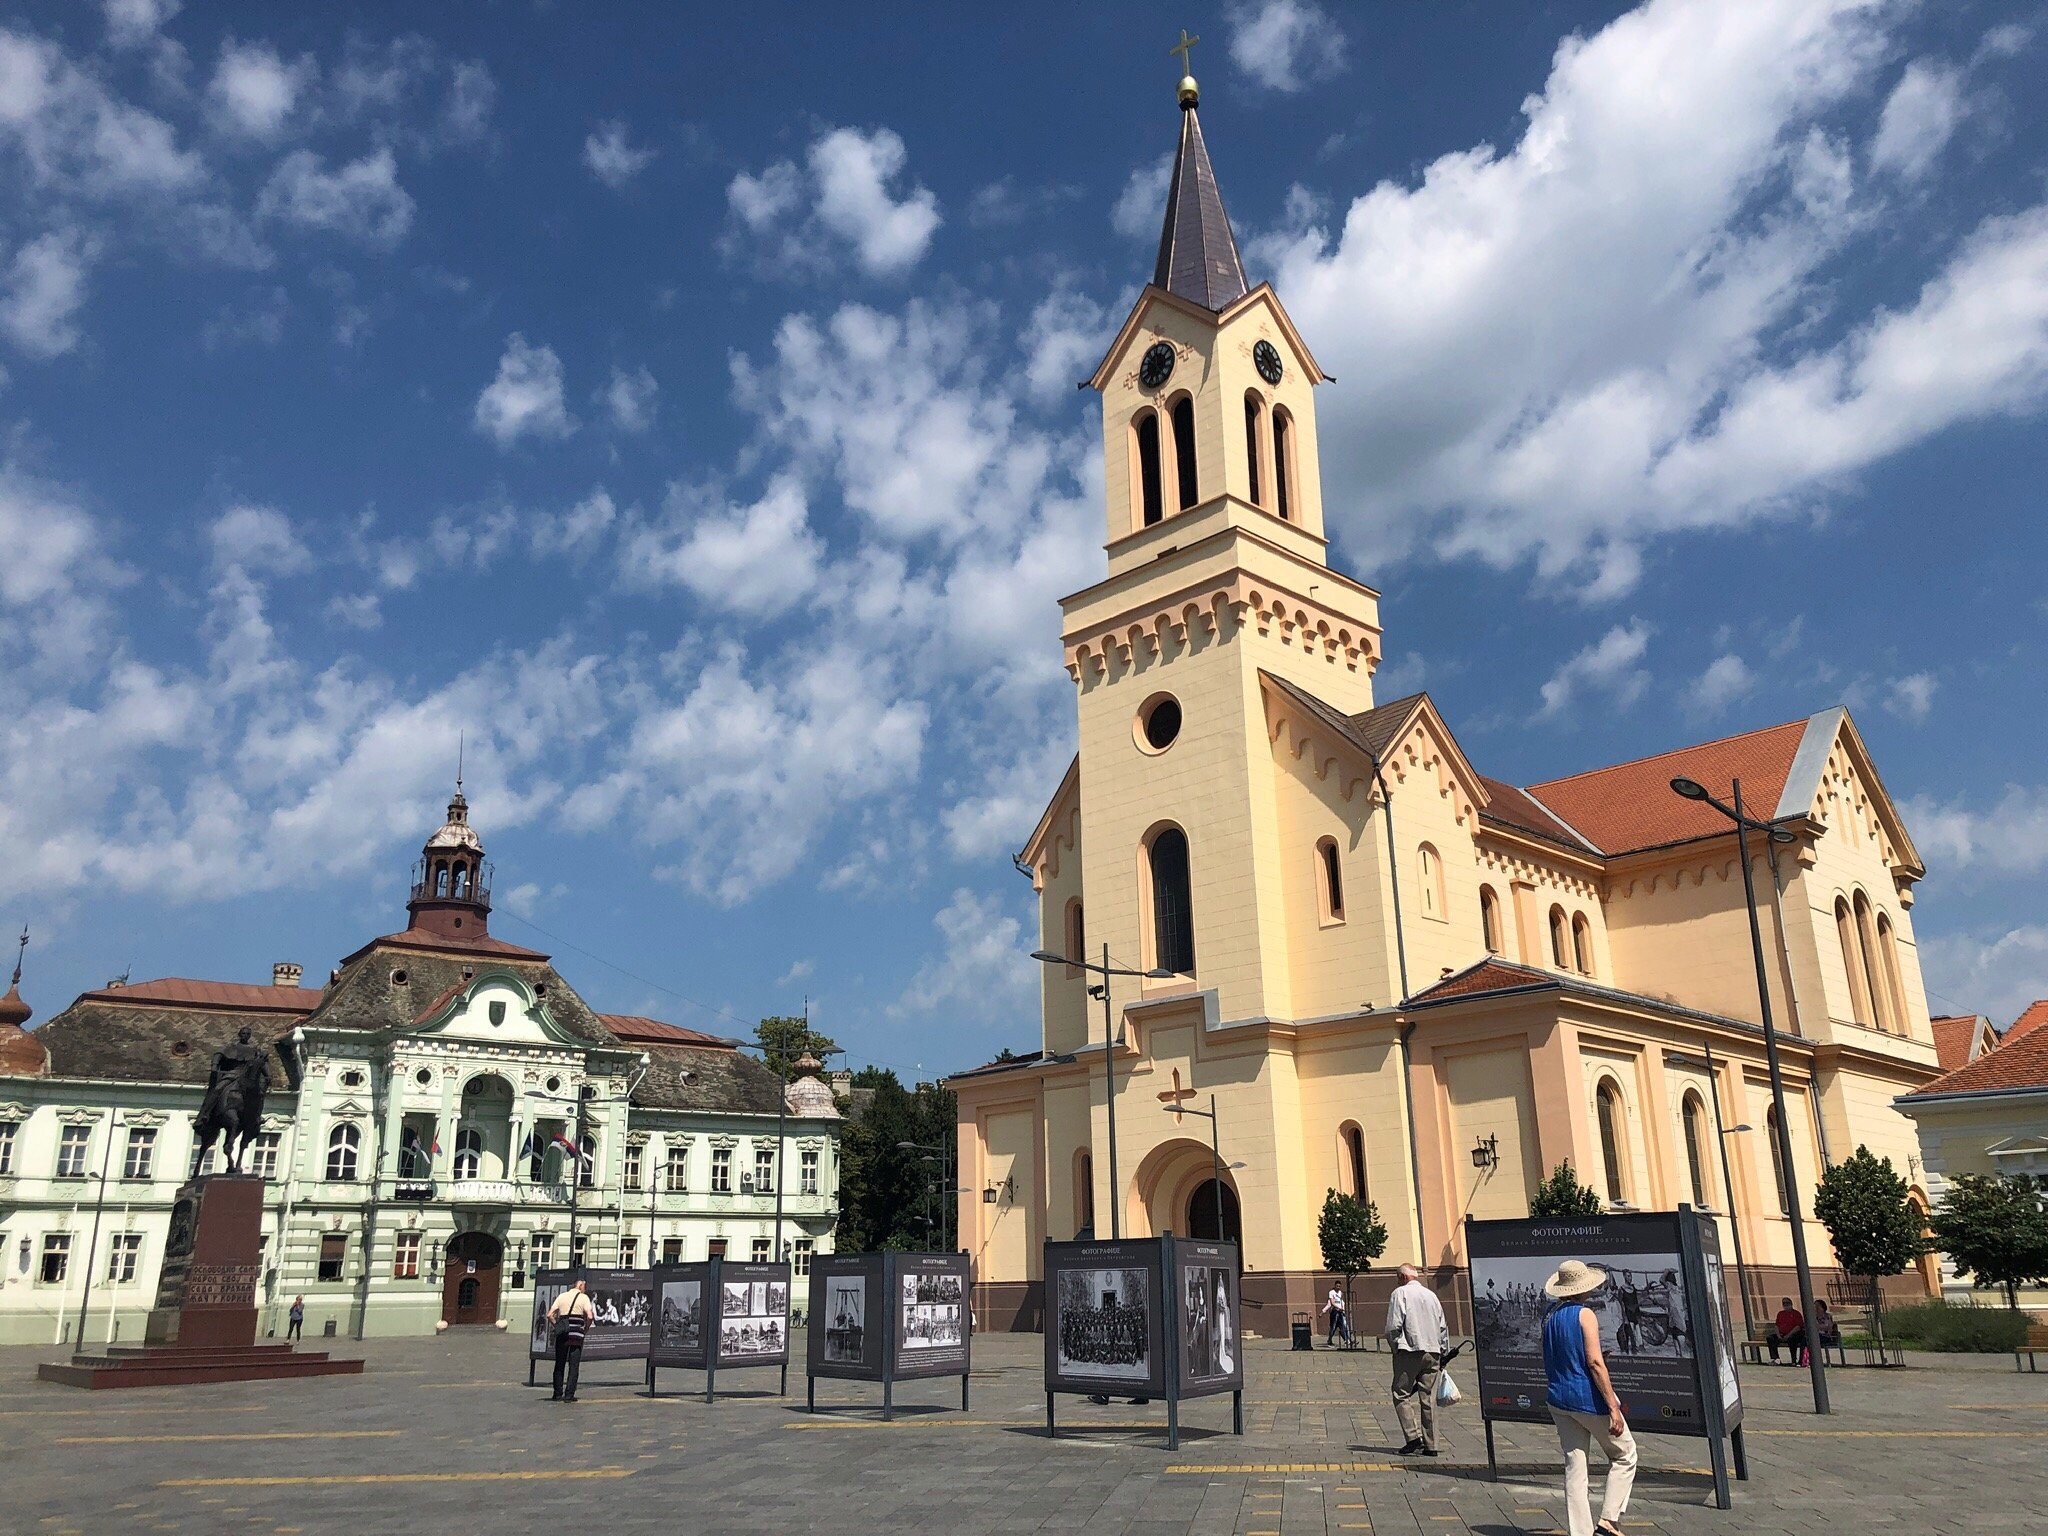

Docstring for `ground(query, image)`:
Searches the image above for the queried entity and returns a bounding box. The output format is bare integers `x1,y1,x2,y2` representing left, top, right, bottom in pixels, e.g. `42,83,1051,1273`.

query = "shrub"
1877,1300,2029,1353
1530,1161,1604,1218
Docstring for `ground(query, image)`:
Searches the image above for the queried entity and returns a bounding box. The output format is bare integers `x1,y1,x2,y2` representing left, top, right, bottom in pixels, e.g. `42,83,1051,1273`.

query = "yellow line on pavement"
61,1430,402,1446
0,1406,272,1418
784,1417,1160,1430
162,1468,636,1488
1170,1462,1403,1473
1752,1428,2048,1438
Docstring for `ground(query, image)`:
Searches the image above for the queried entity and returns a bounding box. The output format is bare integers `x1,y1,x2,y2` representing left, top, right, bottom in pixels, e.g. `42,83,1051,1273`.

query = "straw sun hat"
1544,1260,1609,1299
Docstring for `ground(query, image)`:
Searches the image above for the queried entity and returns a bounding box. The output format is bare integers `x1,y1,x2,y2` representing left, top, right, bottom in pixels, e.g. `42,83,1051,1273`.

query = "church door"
1186,1179,1242,1245
442,1232,503,1325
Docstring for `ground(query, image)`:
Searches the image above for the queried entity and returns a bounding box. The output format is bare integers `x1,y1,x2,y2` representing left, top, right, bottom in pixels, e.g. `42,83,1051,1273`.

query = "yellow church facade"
951,79,1944,1331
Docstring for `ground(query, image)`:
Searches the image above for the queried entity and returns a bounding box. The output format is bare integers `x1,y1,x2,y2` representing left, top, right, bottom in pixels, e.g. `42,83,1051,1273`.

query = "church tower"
1058,66,1385,1034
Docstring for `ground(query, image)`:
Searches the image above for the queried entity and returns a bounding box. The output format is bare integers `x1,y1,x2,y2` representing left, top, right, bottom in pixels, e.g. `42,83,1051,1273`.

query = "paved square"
5,1333,2044,1534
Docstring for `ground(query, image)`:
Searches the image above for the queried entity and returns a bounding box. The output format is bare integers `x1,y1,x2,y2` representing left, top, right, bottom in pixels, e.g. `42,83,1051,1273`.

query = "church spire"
1151,37,1248,312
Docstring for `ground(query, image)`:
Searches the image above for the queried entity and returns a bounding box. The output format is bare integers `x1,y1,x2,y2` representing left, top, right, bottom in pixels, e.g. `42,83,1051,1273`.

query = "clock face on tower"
1138,341,1176,390
1253,339,1284,385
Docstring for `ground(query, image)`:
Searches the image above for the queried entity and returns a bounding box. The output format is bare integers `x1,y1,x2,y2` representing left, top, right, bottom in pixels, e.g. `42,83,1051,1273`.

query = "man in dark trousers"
286,1296,305,1341
548,1280,596,1401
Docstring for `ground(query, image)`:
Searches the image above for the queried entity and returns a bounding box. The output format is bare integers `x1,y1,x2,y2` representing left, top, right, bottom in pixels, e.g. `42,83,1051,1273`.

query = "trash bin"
1291,1311,1313,1351
323,1318,337,1338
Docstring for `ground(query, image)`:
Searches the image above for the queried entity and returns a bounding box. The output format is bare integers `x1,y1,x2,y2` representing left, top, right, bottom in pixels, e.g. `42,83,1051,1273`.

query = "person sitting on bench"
1813,1300,1842,1352
1767,1297,1806,1364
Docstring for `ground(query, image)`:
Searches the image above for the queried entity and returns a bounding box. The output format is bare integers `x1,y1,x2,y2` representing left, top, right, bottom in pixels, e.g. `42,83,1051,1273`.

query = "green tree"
834,1070,959,1252
1318,1189,1388,1341
1530,1161,1605,1218
1811,1145,1924,1346
754,1014,839,1078
1930,1174,2048,1310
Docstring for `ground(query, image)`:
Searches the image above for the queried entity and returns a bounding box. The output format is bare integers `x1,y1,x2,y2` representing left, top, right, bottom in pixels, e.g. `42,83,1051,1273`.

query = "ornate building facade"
951,76,1944,1329
0,792,840,1345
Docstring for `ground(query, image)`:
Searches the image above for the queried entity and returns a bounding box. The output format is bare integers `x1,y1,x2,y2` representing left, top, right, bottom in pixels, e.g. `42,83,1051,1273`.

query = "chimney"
104,976,126,990
829,1069,852,1093
273,962,303,989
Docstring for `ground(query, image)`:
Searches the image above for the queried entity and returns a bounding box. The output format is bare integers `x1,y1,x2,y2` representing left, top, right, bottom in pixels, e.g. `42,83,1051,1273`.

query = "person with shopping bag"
1541,1260,1638,1536
1385,1264,1451,1456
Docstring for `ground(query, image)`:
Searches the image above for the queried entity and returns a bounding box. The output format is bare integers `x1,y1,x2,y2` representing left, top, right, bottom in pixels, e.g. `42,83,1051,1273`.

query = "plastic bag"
1435,1369,1462,1406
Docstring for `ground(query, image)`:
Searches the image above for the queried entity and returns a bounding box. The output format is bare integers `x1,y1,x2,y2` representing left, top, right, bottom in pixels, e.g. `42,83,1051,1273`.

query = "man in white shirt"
1322,1284,1352,1347
1385,1264,1451,1455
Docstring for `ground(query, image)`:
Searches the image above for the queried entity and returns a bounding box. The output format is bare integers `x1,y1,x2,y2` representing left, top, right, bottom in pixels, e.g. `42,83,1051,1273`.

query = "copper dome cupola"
405,781,495,943
0,924,47,1077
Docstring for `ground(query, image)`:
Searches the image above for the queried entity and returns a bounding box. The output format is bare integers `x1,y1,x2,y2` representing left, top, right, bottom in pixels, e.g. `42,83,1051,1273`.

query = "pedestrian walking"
547,1279,596,1402
1385,1264,1450,1455
286,1295,305,1342
1541,1259,1637,1536
1321,1284,1352,1347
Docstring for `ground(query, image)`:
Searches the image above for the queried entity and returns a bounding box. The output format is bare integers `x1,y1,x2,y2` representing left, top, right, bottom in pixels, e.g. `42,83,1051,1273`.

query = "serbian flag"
550,1133,589,1164
401,1127,439,1172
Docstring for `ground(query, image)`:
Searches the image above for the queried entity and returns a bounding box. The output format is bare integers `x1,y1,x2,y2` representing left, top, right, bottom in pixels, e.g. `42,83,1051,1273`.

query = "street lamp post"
1671,774,1830,1415
1159,1094,1231,1242
72,1110,122,1353
1030,946,1177,1240
897,1140,961,1251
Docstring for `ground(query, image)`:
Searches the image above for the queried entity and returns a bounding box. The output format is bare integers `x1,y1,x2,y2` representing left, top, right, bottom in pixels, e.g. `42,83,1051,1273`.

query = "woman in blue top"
1541,1260,1637,1536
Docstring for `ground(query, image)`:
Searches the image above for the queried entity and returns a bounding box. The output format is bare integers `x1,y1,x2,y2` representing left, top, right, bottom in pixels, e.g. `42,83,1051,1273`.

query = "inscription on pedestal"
184,1263,260,1307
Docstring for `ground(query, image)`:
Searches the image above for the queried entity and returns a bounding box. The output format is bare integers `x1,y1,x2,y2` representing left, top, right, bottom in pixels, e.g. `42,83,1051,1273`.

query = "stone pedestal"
145,1175,263,1349
39,1173,363,1390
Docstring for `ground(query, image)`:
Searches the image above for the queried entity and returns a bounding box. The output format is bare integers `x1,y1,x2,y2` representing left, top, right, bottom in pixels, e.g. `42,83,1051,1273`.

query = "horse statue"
191,1025,272,1177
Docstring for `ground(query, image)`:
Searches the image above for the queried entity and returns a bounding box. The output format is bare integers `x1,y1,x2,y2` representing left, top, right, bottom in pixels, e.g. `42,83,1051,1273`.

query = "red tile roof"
1930,1015,1988,1072
1477,775,1598,854
2006,1000,2048,1041
78,978,323,1014
598,1014,735,1049
346,927,549,964
1524,718,1810,856
1907,1023,2048,1098
1407,957,1561,1003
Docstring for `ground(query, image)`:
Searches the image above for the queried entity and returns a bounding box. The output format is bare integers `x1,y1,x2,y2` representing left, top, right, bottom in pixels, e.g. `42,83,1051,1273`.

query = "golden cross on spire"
1170,29,1200,75
1157,1066,1197,1123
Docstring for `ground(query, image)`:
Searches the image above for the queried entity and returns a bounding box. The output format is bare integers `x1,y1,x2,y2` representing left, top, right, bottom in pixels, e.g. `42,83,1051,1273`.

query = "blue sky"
3,0,2044,1078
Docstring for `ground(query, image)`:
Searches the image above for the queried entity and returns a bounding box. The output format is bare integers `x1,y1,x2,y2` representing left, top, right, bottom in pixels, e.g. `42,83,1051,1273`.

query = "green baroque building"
0,790,841,1345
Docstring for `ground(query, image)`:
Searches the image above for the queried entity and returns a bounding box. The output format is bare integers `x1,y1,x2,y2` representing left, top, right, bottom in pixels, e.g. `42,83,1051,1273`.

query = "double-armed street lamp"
1670,774,1829,1415
1158,1094,1235,1243
1029,946,1178,1240
896,1139,960,1251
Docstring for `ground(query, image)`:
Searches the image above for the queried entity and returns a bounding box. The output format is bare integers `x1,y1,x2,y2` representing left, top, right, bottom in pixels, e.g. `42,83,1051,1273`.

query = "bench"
2017,1324,2048,1373
1738,1325,1850,1368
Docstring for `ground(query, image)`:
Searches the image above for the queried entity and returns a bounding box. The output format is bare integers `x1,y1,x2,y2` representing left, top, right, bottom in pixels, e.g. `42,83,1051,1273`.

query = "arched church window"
1835,896,1872,1025
326,1123,360,1182
1317,837,1345,922
1877,913,1909,1037
1572,913,1594,976
1480,885,1504,955
1853,892,1886,1030
1681,1091,1709,1208
1272,407,1294,522
1171,394,1198,511
1340,1121,1368,1200
1418,844,1443,919
1147,826,1196,976
1244,392,1263,505
1134,411,1164,528
1550,906,1570,969
1595,1081,1627,1205
1765,1105,1792,1216
454,1125,482,1181
1064,898,1086,973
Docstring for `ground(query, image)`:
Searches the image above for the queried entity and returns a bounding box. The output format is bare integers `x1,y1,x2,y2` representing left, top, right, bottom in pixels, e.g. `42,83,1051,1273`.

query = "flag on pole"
550,1132,589,1164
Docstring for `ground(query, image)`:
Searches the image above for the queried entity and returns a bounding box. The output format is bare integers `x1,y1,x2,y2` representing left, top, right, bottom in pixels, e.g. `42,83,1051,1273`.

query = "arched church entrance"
1185,1178,1242,1246
1129,1136,1239,1245
443,1231,503,1325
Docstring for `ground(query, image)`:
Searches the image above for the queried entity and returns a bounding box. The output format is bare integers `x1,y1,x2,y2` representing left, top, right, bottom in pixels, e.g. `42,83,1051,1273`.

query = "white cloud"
1918,923,2048,1025
940,730,1077,862
206,40,312,141
1536,620,1652,719
621,477,821,618
727,126,940,277
102,0,181,50
1252,0,2048,599
1110,152,1173,239
440,60,494,143
1022,288,1109,400
568,644,926,905
584,120,654,188
209,503,311,577
258,148,414,248
1870,60,1963,181
530,487,617,560
473,332,577,447
602,364,658,432
0,27,203,196
0,228,95,357
776,958,814,987
1904,784,2048,878
1683,653,1756,718
1883,670,1937,723
893,887,1036,1019
1229,0,1347,93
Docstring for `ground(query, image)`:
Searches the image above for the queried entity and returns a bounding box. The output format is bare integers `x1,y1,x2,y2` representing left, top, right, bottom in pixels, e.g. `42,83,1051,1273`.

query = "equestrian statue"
191,1025,272,1177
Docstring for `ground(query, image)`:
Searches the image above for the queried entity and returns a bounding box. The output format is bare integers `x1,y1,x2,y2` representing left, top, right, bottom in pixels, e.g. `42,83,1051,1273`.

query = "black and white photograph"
722,1280,750,1314
1180,1266,1236,1382
823,1279,867,1363
1054,1266,1151,1381
579,1273,654,1360
1472,1254,1692,1360
903,1271,964,1306
715,1262,791,1366
720,1313,785,1357
529,1280,565,1356
900,1301,962,1350
1701,1246,1741,1418
658,1279,703,1354
764,1280,788,1315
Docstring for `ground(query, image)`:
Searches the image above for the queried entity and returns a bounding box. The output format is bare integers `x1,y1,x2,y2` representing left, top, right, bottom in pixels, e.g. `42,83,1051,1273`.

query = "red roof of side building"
1904,1024,2048,1099
76,978,324,1013
1930,1015,1990,1073
2005,1000,2048,1041
1407,957,1562,1003
598,1014,735,1049
1524,718,1810,856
